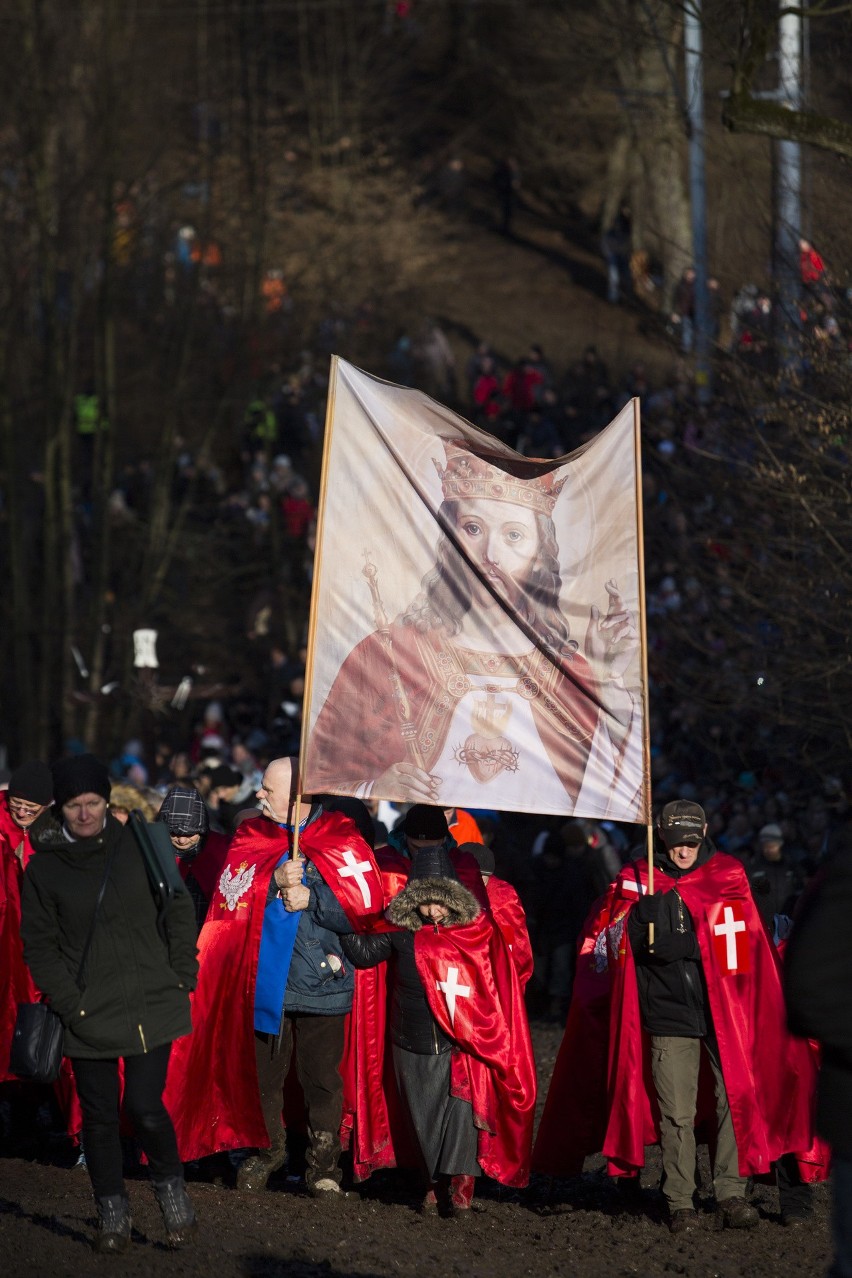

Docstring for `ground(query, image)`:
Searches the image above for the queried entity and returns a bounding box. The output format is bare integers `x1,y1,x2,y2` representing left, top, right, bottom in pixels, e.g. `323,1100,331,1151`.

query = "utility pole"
684,0,712,403
775,2,803,371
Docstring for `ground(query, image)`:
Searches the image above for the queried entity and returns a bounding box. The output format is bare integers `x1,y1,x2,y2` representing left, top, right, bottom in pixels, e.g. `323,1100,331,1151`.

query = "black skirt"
392,1044,480,1181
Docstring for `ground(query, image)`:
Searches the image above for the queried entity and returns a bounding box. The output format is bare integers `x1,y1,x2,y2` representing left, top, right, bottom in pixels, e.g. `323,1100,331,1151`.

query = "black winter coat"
785,849,852,1156
21,814,198,1059
341,871,481,1056
626,842,711,1038
343,928,453,1055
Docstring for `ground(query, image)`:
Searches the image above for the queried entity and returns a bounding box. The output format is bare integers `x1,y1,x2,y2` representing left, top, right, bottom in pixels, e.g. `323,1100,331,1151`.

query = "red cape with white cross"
534,850,822,1180
414,908,537,1187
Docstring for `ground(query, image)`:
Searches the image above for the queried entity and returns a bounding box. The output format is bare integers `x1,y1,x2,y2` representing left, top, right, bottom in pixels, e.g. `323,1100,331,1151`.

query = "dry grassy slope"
396,109,852,394
408,194,678,390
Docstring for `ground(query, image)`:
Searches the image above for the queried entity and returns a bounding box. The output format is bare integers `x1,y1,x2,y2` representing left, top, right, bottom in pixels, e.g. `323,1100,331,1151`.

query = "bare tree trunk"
602,1,692,311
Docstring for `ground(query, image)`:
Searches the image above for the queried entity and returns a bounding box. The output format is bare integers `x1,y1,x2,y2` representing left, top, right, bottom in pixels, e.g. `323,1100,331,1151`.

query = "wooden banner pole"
632,397,655,945
297,353,341,799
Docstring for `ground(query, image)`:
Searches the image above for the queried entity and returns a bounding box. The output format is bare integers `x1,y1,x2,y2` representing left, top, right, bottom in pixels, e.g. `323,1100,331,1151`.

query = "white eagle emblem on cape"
219,860,256,911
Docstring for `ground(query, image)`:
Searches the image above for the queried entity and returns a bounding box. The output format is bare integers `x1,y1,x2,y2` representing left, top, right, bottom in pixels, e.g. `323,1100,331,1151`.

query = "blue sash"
253,820,310,1034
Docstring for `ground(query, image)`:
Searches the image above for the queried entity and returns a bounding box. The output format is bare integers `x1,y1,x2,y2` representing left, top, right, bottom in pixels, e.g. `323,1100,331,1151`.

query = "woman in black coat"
21,755,199,1254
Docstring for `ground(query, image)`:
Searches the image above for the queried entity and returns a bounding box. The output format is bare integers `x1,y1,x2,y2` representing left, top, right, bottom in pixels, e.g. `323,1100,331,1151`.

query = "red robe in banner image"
485,875,533,986
340,843,489,1181
304,621,601,807
534,854,819,1179
415,909,537,1187
164,811,382,1162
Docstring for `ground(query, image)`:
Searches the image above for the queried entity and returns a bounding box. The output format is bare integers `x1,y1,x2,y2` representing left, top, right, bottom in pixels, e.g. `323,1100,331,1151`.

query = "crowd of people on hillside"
1,750,846,1257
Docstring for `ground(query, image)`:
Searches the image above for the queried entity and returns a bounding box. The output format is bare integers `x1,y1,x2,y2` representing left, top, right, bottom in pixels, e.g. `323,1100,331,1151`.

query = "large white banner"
301,358,649,823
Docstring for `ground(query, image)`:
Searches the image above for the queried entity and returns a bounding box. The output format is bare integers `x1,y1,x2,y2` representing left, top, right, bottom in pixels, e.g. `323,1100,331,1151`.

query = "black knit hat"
8,761,54,806
157,786,209,837
402,804,449,841
207,765,243,791
409,844,459,883
52,754,111,811
458,840,495,876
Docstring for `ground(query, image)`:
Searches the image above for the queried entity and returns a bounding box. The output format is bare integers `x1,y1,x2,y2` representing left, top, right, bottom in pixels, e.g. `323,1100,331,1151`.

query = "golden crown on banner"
433,440,566,518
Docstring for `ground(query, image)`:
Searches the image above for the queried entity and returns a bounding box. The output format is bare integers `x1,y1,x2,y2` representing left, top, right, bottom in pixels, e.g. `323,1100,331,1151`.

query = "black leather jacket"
342,928,452,1055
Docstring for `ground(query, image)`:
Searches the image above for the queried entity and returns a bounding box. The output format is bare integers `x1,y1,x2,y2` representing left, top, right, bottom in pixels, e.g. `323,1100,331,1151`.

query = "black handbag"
9,838,119,1084
9,1002,64,1085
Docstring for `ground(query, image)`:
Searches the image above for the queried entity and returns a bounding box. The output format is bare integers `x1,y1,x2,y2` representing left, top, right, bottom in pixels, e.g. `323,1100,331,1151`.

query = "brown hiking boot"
669,1209,697,1234
717,1196,759,1229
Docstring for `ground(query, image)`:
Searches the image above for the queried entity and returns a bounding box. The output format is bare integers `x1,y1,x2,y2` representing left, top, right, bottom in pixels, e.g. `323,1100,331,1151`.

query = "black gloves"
648,932,700,963
633,891,662,925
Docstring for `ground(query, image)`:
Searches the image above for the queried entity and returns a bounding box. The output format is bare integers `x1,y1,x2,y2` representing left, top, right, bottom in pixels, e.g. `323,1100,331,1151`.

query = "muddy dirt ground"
0,1021,832,1278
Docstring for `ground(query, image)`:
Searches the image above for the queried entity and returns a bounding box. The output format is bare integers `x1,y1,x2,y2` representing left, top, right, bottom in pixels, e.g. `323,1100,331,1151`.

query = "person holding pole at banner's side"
629,800,804,1234
533,796,819,1230
163,756,383,1197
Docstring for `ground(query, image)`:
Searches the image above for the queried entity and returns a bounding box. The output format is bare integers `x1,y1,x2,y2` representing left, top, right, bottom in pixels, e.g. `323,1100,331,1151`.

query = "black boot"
151,1175,197,1247
235,1135,288,1193
94,1194,132,1254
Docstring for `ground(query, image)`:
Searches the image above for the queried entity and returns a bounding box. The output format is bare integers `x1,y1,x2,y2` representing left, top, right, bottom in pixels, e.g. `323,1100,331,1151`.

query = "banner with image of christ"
300,357,649,823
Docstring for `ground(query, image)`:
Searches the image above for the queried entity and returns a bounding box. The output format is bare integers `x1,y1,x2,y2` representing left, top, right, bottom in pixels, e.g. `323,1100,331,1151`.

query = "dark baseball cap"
658,800,706,848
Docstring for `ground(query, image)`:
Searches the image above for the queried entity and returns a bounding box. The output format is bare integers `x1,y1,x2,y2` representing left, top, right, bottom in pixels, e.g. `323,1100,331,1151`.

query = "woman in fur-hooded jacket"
342,844,483,1213
345,837,537,1201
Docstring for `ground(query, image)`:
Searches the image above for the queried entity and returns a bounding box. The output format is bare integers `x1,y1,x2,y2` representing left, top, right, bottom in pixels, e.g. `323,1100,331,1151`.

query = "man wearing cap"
747,823,804,937
156,786,232,932
533,798,818,1234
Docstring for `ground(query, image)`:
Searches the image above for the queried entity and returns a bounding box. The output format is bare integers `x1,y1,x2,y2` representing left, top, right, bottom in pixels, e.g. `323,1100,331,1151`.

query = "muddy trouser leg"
703,1031,748,1203
650,1036,700,1214
254,1025,294,1151
292,1013,346,1188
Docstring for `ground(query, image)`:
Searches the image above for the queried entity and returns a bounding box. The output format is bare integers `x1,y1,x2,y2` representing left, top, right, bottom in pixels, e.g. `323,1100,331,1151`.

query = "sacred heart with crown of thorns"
453,688,520,783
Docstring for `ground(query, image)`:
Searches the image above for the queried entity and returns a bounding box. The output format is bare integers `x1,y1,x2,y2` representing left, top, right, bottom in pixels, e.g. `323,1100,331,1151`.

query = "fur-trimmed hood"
388,875,481,932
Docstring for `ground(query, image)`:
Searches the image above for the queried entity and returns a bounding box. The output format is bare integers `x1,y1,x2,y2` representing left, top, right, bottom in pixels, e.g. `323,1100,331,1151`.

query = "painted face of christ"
452,497,540,609
403,495,573,659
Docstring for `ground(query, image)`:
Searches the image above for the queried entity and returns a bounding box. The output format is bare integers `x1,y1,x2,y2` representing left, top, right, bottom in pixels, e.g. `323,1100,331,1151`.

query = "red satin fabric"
339,850,410,1180
0,813,39,1082
414,910,536,1187
534,854,822,1180
1,800,83,1137
485,876,533,986
164,811,377,1161
176,830,232,908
